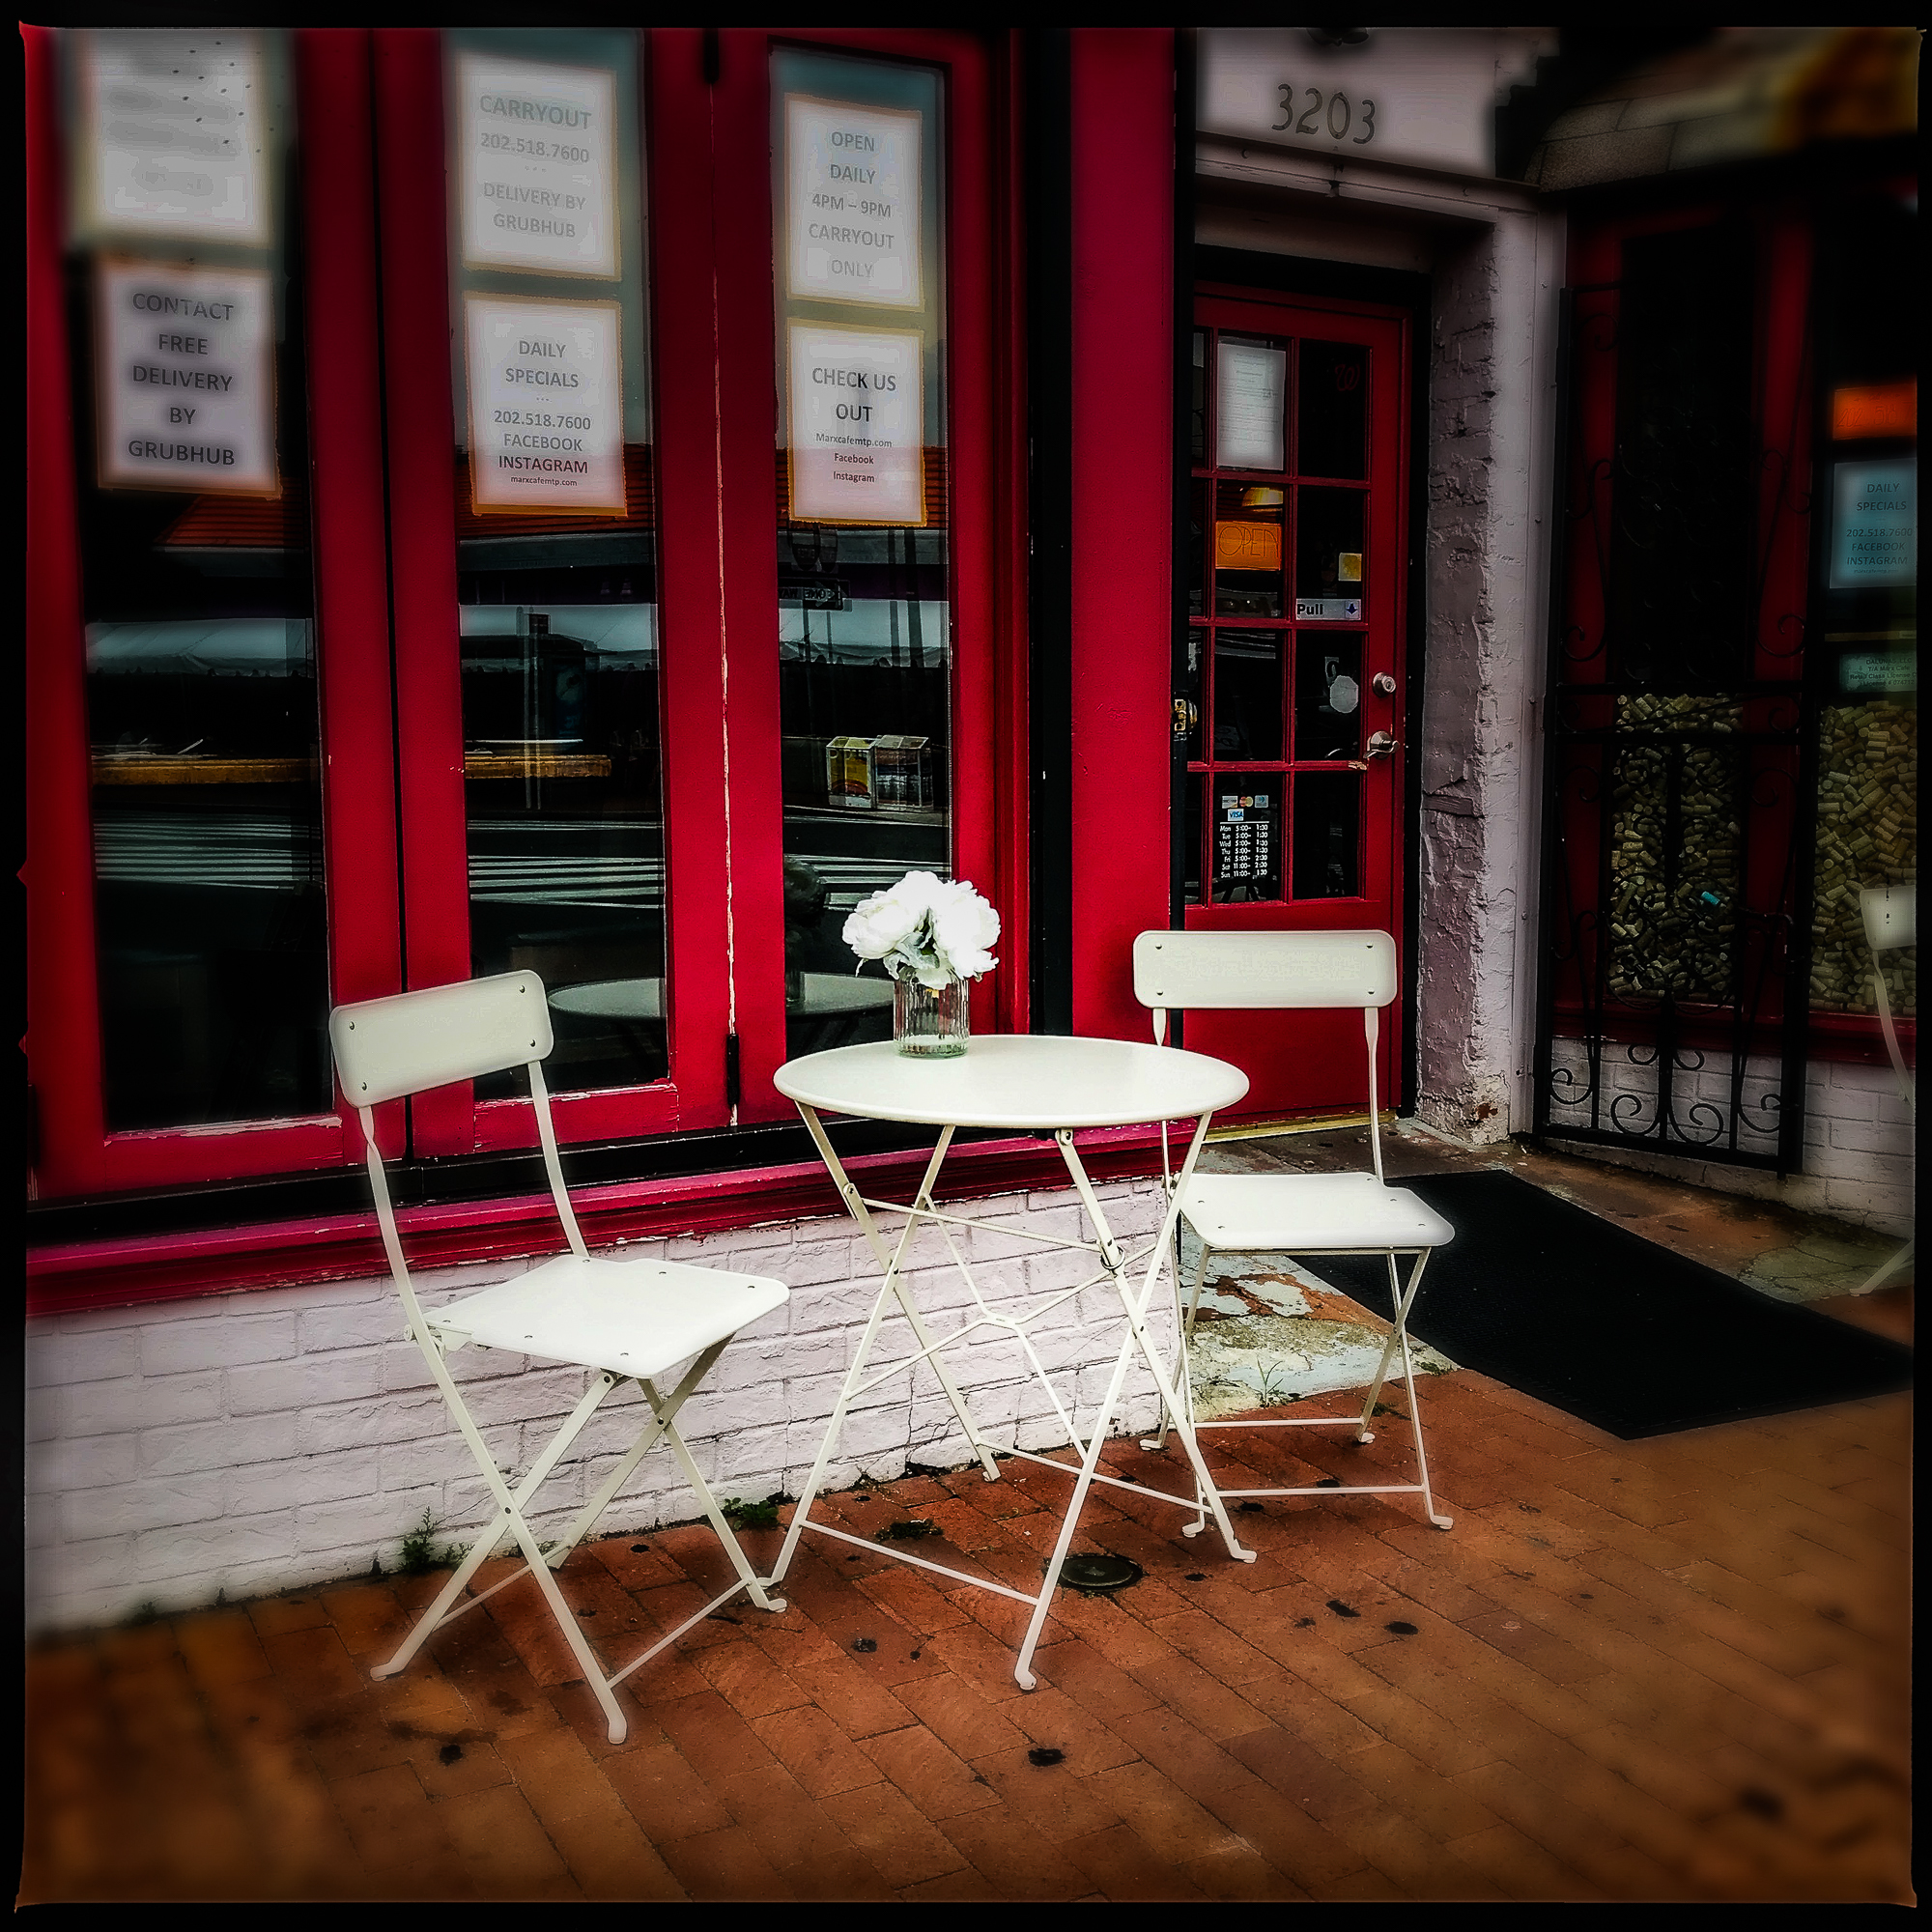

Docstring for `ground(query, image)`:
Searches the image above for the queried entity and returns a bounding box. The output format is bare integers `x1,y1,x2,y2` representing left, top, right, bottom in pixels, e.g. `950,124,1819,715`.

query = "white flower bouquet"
842,870,1001,987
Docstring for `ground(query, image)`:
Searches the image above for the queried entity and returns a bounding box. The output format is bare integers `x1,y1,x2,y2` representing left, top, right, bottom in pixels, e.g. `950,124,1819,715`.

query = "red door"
1180,287,1411,1120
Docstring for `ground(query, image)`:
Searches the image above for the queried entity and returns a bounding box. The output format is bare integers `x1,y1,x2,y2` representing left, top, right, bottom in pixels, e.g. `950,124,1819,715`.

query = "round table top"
774,1033,1249,1130
551,973,895,1022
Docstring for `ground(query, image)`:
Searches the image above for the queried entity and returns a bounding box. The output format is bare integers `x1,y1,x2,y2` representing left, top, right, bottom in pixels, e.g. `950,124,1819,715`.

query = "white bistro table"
767,1033,1258,1689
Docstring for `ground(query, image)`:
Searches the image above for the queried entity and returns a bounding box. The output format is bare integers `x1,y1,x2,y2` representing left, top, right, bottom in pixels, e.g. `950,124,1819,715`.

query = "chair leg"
644,1378,787,1614
1854,1236,1914,1297
1144,1238,1213,1455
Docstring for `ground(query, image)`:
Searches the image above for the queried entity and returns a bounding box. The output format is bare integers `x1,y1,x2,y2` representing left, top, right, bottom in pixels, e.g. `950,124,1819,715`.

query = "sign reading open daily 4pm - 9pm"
458,52,617,280
96,259,277,495
788,324,924,526
785,96,923,310
82,28,270,245
466,295,626,515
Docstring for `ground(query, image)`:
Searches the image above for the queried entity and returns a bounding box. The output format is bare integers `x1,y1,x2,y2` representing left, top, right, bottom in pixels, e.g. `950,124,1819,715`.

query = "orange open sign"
1832,380,1916,441
1214,521,1282,572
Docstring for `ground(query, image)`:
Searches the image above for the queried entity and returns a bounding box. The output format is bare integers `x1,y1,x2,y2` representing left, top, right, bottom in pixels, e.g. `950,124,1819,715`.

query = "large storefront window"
27,25,1018,1199
441,30,668,1097
63,31,328,1131
770,47,951,1059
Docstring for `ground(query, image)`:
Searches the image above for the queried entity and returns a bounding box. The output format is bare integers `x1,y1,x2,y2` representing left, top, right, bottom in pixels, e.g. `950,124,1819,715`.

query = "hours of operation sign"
96,260,277,495
458,52,618,279
788,324,924,526
785,96,923,309
466,295,625,515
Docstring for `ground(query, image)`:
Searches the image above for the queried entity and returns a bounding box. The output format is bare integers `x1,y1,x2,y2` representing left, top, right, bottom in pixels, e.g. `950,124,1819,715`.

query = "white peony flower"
842,869,1001,982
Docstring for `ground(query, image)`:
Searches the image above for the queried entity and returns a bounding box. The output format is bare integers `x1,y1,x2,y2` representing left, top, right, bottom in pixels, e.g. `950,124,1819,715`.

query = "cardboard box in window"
825,736,877,810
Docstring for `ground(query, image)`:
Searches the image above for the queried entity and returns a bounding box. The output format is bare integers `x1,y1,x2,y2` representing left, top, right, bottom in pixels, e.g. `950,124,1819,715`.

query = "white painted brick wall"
25,1179,1176,1635
1544,1043,1915,1235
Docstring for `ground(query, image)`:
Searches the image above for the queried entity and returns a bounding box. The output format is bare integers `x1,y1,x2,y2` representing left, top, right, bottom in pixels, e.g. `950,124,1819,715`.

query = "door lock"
1172,697,1200,740
1371,672,1397,696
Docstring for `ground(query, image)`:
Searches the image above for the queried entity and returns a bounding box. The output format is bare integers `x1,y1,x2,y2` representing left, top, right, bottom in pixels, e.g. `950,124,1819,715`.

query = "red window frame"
25,24,1031,1197
25,27,407,1194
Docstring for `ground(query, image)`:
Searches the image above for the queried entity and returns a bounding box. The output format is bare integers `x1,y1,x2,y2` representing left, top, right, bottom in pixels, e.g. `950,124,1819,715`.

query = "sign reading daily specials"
785,96,923,310
84,28,269,243
465,296,626,515
788,324,924,526
96,260,277,495
458,52,618,280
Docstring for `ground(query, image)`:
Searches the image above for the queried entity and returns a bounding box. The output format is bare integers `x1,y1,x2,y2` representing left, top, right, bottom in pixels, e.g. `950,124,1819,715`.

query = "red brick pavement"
21,1309,1912,1905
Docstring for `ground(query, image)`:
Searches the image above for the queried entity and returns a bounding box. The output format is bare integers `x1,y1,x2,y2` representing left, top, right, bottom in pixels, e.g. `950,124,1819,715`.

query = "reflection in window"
443,28,668,1097
772,47,949,1059
65,29,329,1130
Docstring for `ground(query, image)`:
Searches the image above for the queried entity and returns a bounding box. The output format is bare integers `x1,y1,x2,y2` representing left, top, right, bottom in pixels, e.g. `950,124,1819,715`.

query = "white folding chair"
329,971,789,1743
1135,929,1454,1532
1854,885,1915,1296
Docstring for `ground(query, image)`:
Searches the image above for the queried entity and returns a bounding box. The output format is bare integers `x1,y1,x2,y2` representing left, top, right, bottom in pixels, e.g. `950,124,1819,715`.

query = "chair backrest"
1133,929,1401,1179
330,971,554,1106
1133,929,1398,1011
330,974,586,1308
1861,884,1916,954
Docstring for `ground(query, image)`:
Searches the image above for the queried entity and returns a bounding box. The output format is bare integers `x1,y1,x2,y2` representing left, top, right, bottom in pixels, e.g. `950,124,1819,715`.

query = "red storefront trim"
24,1128,1180,1318
1067,29,1176,1045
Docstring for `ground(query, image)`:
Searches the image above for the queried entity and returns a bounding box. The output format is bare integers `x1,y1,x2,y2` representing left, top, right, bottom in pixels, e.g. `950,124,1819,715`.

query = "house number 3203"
1273,85,1377,146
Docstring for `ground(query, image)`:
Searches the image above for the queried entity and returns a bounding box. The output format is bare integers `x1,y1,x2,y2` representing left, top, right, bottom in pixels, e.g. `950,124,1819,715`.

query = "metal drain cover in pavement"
1054,1553,1143,1594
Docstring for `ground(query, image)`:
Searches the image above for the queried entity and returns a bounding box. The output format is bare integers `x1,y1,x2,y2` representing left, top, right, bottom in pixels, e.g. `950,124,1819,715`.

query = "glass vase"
894,977,969,1057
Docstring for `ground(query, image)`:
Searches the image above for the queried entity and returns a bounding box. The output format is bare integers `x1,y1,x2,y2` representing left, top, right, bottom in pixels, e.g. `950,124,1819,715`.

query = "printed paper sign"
786,96,922,309
788,324,924,526
1830,459,1916,589
466,296,625,515
459,52,617,279
84,29,269,243
1217,338,1286,470
97,260,277,495
1214,790,1278,888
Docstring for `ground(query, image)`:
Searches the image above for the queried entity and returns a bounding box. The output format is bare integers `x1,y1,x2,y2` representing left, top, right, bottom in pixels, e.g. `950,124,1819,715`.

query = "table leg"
765,1118,998,1593
1011,1120,1256,1690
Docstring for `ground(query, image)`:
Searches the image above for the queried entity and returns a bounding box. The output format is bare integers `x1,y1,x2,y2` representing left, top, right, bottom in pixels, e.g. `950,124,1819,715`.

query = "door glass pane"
1293,485,1366,609
1214,334,1287,471
1213,478,1284,617
1212,629,1284,762
772,47,949,1059
64,30,329,1130
1296,339,1368,479
1182,772,1203,907
442,28,667,1097
1293,635,1363,760
1189,327,1208,464
1210,780,1282,903
1292,770,1361,899
1180,626,1205,760
1186,475,1208,618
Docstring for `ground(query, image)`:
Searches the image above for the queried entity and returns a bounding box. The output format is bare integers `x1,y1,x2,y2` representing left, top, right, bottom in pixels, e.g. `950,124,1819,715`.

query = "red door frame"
25,26,406,1193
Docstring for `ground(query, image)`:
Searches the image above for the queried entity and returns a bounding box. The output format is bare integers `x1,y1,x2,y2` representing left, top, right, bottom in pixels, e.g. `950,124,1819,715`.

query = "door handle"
1172,698,1200,740
1365,730,1400,757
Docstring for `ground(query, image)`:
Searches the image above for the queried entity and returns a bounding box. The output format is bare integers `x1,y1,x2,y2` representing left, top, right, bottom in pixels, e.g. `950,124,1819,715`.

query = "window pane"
1180,625,1205,761
1213,477,1284,618
1292,769,1361,899
1212,628,1284,762
1214,334,1287,471
1210,780,1282,903
1182,771,1203,906
1293,634,1363,760
772,47,949,1058
1293,485,1366,608
443,28,667,1098
66,30,329,1130
1189,327,1208,464
1296,339,1368,479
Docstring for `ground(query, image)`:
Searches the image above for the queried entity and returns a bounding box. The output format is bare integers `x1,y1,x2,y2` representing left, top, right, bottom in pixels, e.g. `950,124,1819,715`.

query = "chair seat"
431,1253,789,1382
1178,1170,1455,1253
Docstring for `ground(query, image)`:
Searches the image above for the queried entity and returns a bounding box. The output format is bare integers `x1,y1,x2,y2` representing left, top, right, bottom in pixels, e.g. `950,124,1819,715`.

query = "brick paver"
20,1293,1911,1902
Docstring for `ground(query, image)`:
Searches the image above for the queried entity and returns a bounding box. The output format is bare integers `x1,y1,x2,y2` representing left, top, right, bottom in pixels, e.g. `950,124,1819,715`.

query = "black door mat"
1304,1169,1913,1439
